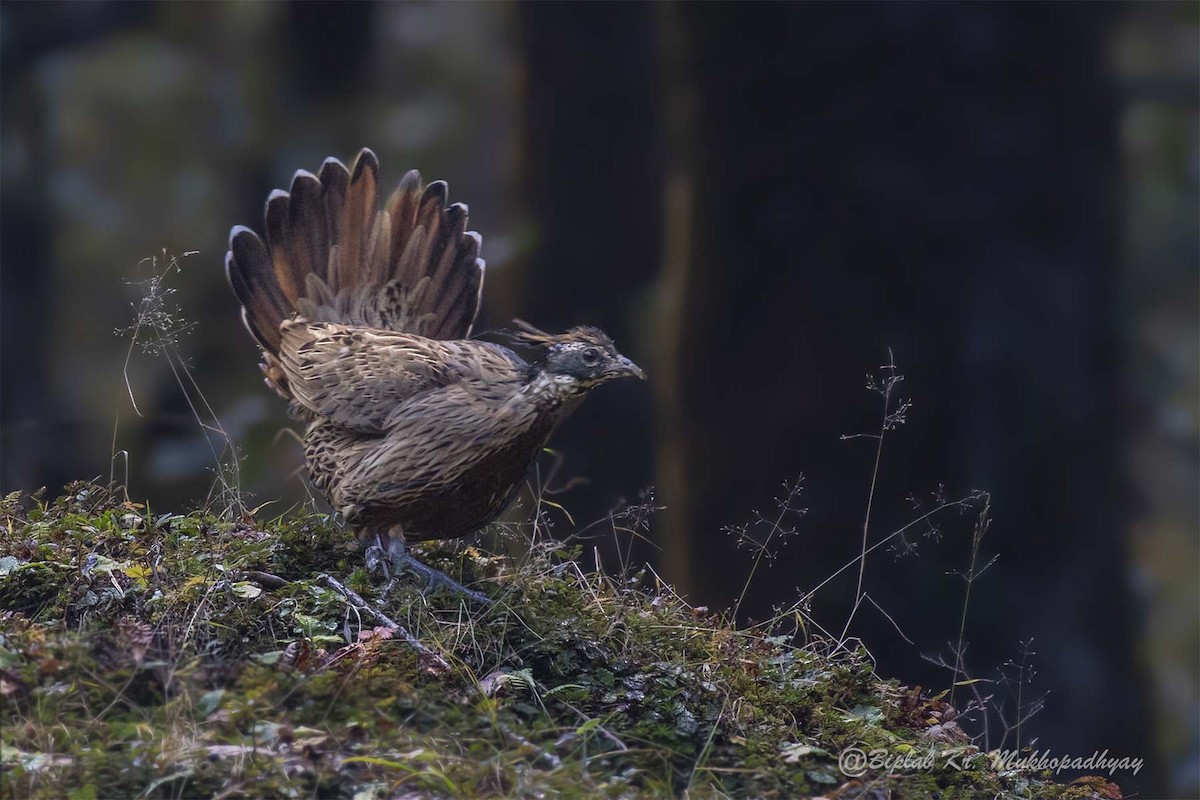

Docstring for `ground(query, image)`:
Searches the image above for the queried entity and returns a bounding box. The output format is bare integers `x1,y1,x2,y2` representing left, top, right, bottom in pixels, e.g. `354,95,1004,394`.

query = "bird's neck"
521,368,590,413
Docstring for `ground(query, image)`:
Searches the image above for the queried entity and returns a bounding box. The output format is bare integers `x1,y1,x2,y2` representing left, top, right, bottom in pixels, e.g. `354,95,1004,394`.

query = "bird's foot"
394,553,491,606
366,540,402,595
317,573,451,675
364,542,391,581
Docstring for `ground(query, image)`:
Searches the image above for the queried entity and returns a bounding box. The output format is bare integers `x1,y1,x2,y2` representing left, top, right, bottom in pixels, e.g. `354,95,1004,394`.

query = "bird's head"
511,320,645,389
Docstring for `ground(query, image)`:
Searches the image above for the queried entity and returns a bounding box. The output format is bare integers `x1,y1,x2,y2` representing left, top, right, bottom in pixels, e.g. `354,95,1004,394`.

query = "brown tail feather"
317,158,350,286
264,190,302,307
226,226,288,352
286,171,328,291
386,169,424,278
226,148,487,374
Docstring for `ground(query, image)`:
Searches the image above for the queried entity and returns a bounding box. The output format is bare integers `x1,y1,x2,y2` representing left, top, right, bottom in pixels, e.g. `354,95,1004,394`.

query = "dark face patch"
543,340,643,385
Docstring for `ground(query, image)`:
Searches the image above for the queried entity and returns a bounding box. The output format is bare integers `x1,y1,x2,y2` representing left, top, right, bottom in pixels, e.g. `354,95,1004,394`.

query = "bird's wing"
278,320,524,433
335,377,543,517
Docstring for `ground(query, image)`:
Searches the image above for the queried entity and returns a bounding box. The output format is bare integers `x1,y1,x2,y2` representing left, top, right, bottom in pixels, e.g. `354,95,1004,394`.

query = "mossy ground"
1,483,1122,799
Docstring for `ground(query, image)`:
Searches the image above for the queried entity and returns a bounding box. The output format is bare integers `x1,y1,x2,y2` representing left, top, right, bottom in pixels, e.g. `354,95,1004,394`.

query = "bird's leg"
364,532,391,580
385,535,490,606
364,532,400,594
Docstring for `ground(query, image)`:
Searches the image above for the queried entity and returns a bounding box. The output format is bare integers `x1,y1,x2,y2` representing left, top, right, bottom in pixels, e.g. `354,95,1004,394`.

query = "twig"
840,350,902,644
532,677,627,754
317,573,451,674
950,496,992,706
497,721,563,770
235,570,290,590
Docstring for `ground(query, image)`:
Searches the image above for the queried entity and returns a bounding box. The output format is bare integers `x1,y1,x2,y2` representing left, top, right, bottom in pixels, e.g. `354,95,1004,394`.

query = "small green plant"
115,249,249,519
721,351,1050,767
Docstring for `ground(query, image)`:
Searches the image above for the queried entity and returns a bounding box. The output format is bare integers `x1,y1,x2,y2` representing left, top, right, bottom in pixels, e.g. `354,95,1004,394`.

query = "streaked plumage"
226,148,642,550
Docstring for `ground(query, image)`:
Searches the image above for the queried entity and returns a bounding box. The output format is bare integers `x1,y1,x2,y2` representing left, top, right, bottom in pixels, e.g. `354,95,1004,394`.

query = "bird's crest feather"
508,319,614,349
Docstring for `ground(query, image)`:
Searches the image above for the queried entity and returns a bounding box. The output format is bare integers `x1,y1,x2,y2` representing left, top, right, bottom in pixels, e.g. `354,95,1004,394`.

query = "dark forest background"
2,3,1196,797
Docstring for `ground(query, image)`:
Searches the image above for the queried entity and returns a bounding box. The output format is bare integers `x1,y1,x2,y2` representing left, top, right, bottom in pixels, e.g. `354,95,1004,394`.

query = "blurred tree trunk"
515,4,660,537
0,4,153,492
655,3,1159,792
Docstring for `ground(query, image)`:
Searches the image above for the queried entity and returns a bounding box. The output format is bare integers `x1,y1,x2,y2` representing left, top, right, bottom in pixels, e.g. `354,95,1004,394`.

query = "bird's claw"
364,544,391,581
395,554,490,606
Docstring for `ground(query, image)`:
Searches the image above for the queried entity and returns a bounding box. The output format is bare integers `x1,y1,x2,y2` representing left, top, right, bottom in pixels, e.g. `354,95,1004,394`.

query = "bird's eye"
582,348,600,365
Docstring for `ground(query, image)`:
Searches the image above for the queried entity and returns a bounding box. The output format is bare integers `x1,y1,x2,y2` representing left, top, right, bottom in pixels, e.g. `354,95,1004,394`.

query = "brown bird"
226,148,643,600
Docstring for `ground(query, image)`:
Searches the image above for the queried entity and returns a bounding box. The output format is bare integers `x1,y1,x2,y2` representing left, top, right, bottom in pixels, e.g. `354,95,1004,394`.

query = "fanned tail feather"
225,148,486,396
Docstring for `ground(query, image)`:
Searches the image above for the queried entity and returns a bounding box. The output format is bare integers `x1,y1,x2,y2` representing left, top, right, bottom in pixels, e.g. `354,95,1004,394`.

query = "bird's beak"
611,354,646,381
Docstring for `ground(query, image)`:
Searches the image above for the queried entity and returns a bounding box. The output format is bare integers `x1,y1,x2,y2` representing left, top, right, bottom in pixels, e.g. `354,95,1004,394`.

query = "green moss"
0,482,1123,799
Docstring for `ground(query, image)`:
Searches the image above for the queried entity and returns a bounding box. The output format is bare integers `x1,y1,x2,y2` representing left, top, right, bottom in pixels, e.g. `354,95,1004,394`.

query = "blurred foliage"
1113,6,1200,795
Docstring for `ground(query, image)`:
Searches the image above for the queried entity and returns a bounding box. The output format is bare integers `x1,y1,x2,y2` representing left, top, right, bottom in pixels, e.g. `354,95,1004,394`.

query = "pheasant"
225,148,643,601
